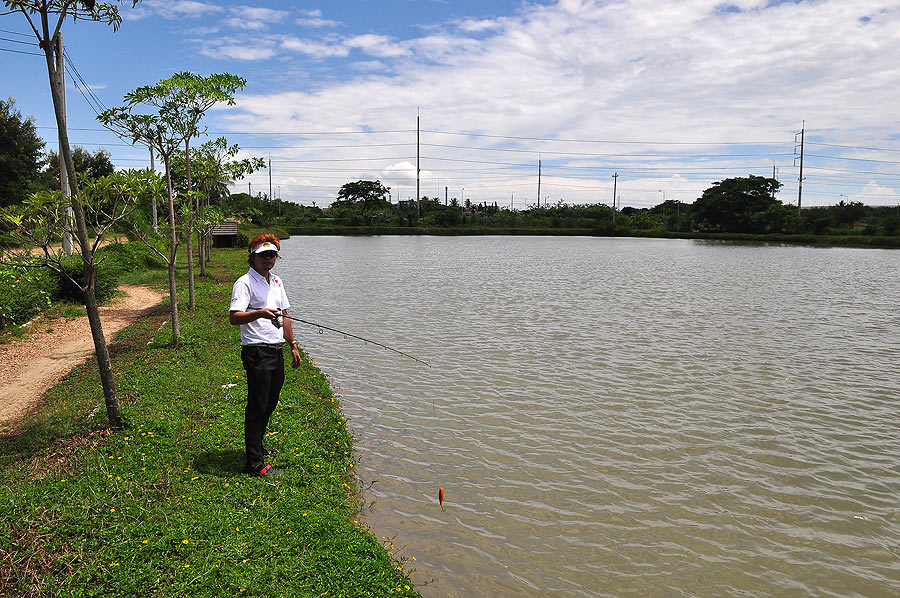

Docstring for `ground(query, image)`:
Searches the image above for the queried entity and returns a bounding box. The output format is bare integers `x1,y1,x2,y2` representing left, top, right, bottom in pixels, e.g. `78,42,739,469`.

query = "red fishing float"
439,487,445,512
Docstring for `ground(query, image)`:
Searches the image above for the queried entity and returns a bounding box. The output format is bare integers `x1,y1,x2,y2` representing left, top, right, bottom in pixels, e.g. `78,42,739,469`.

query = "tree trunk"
199,191,207,276
164,155,180,344
185,138,195,309
83,280,121,428
43,25,121,427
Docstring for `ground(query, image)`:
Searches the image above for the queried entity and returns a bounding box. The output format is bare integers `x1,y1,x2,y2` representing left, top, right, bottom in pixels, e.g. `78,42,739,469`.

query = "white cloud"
133,0,222,20
297,17,341,28
456,18,504,33
223,5,290,31
201,41,278,61
856,181,899,203
344,34,410,58
216,0,900,207
382,161,418,180
280,37,349,58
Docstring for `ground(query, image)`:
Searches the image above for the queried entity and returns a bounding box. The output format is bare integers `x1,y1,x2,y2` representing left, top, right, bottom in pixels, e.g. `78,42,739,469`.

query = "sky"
3,0,900,209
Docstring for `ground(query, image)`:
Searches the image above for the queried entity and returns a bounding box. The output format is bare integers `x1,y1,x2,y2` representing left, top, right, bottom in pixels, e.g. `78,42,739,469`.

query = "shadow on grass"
193,448,245,477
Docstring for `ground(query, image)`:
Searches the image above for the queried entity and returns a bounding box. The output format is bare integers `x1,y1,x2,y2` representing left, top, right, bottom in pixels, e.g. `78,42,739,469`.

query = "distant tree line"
217,176,900,239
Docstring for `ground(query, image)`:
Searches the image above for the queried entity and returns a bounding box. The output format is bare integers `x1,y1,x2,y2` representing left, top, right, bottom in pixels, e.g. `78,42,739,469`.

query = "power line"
0,46,42,56
421,129,784,145
0,28,31,38
804,152,900,165
0,35,34,45
63,49,109,116
419,141,793,159
807,141,900,153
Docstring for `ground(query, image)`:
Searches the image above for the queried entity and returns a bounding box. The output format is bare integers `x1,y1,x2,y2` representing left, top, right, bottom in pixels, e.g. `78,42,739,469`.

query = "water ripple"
280,236,900,597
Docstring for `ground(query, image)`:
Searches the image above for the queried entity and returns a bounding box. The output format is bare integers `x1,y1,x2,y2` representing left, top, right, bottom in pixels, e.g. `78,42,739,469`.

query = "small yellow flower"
142,540,148,544
110,508,116,513
182,540,189,544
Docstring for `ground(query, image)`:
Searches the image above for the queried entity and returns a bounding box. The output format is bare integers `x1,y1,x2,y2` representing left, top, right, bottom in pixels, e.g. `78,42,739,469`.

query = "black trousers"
240,345,285,470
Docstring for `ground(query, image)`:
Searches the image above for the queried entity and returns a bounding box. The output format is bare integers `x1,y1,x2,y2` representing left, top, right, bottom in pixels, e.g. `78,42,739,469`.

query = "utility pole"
795,121,805,217
537,157,542,208
445,186,448,205
416,108,422,218
268,155,272,204
611,172,618,226
57,34,74,256
772,161,778,200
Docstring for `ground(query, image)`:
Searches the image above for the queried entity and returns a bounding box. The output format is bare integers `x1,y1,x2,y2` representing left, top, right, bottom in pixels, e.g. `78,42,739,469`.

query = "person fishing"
229,233,302,477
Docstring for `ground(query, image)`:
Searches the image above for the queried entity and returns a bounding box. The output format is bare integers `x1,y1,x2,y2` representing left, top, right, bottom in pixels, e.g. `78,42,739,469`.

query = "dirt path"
0,285,164,431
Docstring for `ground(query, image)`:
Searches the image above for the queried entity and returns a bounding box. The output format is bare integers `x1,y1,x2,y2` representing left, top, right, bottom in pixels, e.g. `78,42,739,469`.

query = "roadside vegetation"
0,248,420,597
0,241,165,331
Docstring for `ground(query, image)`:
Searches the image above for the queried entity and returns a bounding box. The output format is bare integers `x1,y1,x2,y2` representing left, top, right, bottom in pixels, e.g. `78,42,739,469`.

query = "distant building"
211,221,239,248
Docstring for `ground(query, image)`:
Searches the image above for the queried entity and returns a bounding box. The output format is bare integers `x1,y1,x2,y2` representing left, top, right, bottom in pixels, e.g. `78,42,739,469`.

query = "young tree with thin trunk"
171,137,264,274
98,108,185,345
125,73,245,309
3,0,140,428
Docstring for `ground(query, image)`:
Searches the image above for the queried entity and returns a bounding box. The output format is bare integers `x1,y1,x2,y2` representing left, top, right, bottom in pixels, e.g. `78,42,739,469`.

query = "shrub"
99,241,166,273
0,263,57,328
55,254,120,303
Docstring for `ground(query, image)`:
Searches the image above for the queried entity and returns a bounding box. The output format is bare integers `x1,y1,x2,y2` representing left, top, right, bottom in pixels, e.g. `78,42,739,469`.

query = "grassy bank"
0,248,419,597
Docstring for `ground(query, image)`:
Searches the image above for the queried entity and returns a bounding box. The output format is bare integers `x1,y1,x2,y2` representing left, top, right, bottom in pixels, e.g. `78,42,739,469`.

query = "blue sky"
3,0,900,208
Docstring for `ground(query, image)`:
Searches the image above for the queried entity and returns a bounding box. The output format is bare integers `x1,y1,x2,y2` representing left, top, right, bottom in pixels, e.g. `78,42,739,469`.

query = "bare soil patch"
0,285,163,431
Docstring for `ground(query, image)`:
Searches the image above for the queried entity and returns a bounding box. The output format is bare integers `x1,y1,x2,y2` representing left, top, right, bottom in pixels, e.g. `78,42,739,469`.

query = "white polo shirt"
230,267,292,346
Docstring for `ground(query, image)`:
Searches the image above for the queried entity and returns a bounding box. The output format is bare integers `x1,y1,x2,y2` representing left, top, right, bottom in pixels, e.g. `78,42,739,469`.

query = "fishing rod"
272,311,431,368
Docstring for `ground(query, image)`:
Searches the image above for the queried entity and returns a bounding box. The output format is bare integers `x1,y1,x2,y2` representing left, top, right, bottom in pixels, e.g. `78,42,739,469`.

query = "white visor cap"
251,241,279,254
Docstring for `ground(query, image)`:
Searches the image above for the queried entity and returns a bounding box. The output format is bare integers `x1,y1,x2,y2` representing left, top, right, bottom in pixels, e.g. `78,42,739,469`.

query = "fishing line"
270,311,430,367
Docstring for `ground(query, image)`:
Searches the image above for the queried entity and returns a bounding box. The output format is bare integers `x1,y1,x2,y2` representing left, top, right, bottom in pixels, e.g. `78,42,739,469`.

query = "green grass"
0,248,420,597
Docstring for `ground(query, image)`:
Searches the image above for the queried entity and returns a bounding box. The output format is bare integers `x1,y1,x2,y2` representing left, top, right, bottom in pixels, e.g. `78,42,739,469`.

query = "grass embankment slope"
0,248,419,597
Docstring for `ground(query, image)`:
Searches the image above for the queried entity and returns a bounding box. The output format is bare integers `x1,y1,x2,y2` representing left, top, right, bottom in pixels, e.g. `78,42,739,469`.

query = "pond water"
277,235,900,597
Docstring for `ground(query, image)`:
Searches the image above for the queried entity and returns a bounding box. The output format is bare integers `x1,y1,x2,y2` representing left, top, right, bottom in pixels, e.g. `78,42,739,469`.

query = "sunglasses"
256,251,279,259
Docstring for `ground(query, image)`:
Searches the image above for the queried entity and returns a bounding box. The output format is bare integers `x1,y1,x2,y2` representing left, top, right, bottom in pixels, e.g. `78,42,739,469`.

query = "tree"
833,200,867,229
40,145,114,189
171,137,263,274
140,72,246,308
336,179,391,224
98,105,186,345
337,180,391,205
1,169,156,427
0,96,45,207
4,0,139,428
692,175,782,233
